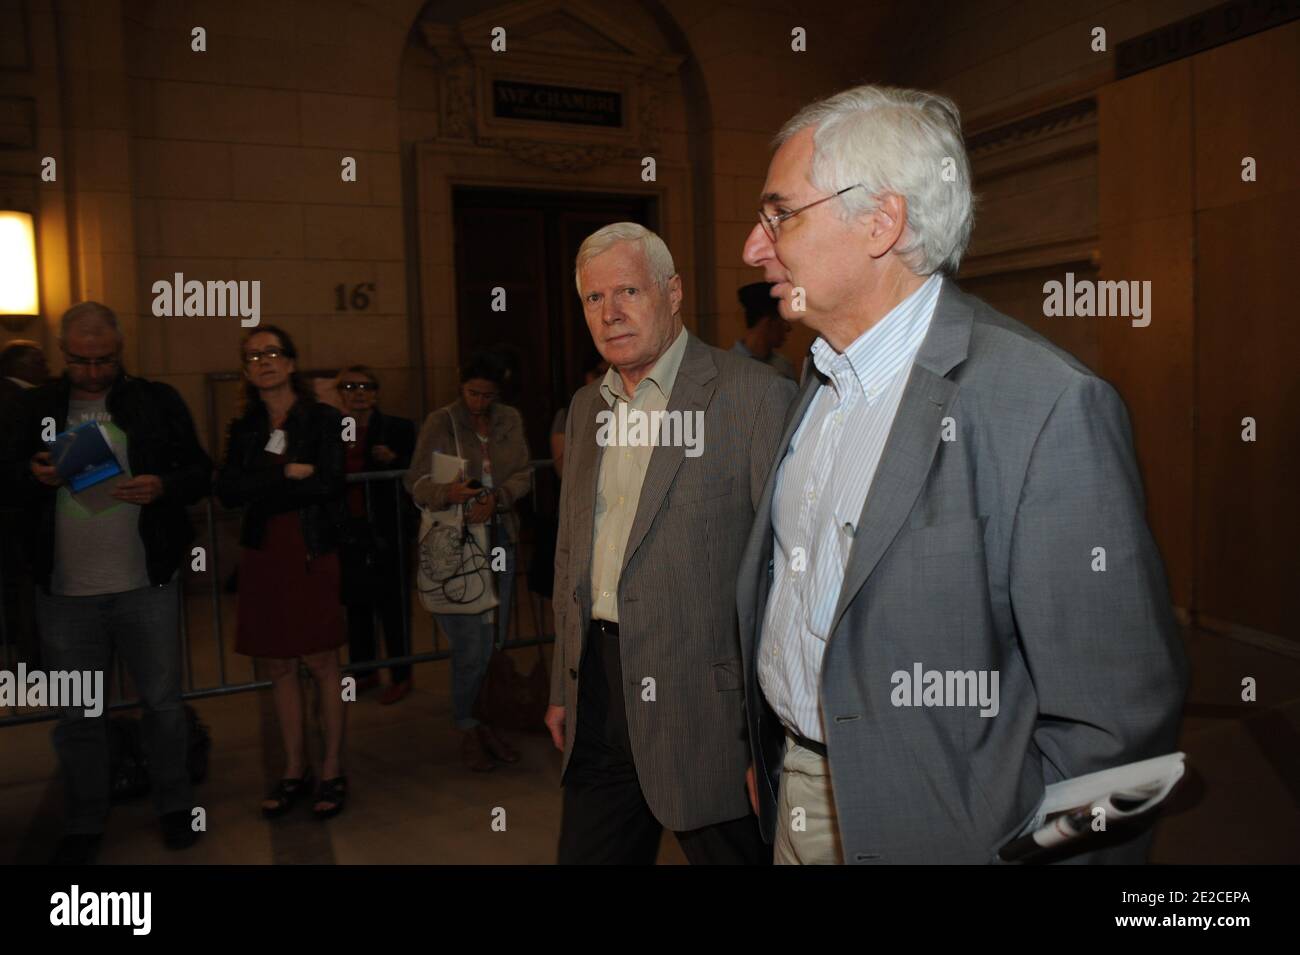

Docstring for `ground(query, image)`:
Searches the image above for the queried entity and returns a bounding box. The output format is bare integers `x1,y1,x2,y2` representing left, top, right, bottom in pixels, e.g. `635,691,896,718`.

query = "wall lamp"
0,210,40,330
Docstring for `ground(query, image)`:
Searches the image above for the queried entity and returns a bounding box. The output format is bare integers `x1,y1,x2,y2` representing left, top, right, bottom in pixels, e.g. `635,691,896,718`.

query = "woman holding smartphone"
217,326,349,819
405,356,532,772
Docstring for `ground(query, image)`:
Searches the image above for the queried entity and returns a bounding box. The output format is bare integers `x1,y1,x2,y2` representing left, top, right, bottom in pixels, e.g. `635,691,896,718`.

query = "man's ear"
667,273,683,314
866,193,909,257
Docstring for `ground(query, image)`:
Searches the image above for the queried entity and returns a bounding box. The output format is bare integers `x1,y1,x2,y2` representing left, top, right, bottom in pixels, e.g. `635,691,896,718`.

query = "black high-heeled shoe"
313,776,348,820
261,774,313,819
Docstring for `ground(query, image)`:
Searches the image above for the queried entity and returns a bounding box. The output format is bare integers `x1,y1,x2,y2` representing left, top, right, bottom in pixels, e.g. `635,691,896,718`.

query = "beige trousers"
774,734,844,865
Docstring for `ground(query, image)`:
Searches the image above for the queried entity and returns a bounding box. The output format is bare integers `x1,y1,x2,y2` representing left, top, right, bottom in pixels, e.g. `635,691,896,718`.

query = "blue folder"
48,421,123,492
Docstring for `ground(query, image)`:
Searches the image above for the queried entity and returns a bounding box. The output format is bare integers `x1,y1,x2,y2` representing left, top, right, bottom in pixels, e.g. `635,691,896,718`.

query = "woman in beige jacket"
404,357,532,771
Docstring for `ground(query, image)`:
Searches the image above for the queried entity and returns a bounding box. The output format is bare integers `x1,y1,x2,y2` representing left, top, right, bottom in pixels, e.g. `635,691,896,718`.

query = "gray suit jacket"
736,279,1188,863
551,332,797,831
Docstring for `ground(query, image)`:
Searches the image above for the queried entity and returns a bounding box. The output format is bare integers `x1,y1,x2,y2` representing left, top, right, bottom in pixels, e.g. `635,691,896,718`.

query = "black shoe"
262,774,313,819
161,810,201,850
312,776,348,820
50,833,103,866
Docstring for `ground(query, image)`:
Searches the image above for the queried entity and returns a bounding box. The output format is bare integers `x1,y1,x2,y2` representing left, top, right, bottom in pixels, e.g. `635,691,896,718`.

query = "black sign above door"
492,80,622,127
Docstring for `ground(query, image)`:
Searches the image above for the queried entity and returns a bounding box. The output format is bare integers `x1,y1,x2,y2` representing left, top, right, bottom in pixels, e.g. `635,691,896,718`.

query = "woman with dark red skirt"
217,325,350,820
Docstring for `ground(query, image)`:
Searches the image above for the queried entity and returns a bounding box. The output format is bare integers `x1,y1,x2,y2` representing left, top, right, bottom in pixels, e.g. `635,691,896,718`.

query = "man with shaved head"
0,339,49,409
0,301,213,863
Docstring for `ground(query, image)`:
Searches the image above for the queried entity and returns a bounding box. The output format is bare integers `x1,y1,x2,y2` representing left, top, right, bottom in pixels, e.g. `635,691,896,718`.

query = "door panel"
452,188,656,465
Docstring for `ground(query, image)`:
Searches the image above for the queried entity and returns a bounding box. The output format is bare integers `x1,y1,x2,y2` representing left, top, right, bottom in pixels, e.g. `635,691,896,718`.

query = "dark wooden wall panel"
1098,60,1196,615
1192,22,1300,641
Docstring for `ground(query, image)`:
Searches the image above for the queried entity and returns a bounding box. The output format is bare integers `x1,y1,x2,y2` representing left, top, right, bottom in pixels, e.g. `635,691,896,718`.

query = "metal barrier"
0,463,556,728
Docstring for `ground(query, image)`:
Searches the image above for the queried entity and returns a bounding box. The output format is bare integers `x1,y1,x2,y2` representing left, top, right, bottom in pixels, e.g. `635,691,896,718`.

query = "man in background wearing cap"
732,282,797,381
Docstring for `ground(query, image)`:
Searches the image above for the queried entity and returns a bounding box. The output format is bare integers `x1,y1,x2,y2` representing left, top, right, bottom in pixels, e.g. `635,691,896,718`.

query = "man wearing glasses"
735,85,1186,864
0,301,212,864
334,365,417,704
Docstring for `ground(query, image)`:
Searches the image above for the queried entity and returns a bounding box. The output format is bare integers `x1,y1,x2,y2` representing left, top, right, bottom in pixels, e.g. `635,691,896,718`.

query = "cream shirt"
590,327,688,622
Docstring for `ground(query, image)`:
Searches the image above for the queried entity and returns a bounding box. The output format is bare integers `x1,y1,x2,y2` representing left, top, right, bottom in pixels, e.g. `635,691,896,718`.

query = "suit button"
568,668,577,679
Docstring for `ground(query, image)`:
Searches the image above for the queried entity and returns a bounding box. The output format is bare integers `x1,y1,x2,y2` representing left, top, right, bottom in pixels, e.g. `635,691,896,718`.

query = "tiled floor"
2,614,1296,864
0,648,689,866
0,576,691,865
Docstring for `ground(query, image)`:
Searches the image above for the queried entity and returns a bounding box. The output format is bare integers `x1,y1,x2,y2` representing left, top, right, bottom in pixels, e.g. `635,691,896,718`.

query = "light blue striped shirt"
758,273,942,742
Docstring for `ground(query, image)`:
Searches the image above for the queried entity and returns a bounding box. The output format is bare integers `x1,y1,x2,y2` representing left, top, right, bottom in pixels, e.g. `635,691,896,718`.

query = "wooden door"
452,188,656,466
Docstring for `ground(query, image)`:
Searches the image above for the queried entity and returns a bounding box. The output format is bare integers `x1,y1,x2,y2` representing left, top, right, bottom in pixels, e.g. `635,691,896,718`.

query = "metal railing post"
207,498,227,687
394,478,410,658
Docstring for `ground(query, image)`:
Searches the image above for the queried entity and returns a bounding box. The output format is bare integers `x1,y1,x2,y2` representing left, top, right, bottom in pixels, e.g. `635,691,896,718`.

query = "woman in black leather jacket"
216,325,350,820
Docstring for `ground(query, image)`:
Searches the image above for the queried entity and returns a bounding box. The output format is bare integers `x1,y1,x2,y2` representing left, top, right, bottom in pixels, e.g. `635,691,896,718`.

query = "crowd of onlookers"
0,304,545,863
0,269,795,865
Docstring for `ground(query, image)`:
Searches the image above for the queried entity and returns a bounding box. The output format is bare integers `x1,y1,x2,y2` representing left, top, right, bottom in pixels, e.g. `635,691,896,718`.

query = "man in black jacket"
335,365,417,704
0,302,212,863
1,340,50,669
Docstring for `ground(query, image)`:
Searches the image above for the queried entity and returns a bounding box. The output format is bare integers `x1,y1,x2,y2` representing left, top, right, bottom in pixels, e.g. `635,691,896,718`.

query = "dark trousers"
343,547,410,684
1,508,40,668
36,580,192,835
557,623,769,865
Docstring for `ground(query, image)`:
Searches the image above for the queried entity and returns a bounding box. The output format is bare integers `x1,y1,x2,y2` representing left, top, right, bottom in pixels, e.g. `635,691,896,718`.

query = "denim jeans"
434,524,516,730
434,612,494,730
36,579,192,834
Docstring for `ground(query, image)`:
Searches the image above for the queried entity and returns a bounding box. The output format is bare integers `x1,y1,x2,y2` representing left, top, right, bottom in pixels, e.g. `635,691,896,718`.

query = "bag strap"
445,408,464,469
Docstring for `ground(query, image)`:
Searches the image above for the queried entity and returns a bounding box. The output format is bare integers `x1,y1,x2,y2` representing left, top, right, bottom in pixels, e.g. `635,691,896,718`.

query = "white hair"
777,84,975,276
574,222,676,293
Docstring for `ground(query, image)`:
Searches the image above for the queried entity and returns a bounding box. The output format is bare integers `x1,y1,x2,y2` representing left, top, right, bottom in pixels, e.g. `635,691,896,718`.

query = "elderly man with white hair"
736,85,1187,864
546,222,796,864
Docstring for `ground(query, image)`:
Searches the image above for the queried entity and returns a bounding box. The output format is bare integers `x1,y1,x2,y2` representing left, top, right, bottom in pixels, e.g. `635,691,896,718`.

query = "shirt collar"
811,272,942,402
601,326,688,406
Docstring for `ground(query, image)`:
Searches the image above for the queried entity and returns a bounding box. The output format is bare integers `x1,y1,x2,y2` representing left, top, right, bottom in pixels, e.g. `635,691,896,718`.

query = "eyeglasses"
64,352,120,369
758,184,862,242
243,348,287,365
339,381,377,392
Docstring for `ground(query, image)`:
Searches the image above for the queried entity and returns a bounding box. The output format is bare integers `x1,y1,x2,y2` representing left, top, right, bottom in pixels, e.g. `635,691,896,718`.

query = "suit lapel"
569,385,606,611
825,278,974,640
620,335,717,572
